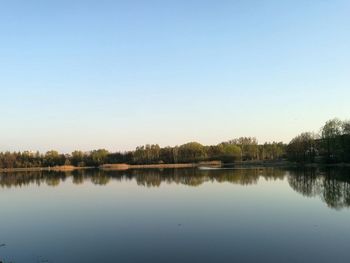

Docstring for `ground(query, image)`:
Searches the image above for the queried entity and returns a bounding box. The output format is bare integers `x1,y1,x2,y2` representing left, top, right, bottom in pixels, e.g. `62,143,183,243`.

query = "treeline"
0,118,349,169
287,118,350,163
0,139,285,169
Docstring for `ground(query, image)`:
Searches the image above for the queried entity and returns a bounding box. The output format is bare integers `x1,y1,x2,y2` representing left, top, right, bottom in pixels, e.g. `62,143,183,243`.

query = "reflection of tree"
127,168,263,187
0,167,287,188
288,167,350,210
288,168,321,197
2,167,350,210
46,177,61,186
91,174,110,185
322,168,350,210
0,171,70,188
72,174,84,185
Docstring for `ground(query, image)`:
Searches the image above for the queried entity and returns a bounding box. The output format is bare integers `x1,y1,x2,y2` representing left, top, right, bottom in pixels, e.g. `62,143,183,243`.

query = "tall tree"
287,132,317,162
321,118,343,162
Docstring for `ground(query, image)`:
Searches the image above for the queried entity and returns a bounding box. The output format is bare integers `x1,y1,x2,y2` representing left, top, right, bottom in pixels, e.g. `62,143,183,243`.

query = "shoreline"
100,161,222,170
101,163,197,170
1,161,350,173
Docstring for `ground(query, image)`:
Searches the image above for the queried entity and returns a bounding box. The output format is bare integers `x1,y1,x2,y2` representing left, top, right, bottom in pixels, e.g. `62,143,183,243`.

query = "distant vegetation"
0,118,349,169
0,140,285,169
287,118,350,163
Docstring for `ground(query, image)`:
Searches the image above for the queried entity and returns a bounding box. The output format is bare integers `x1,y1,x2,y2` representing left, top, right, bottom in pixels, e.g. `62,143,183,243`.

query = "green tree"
342,120,350,135
221,143,241,163
44,150,65,166
90,149,109,166
71,151,85,167
228,137,258,160
321,118,343,162
287,132,317,163
178,142,206,163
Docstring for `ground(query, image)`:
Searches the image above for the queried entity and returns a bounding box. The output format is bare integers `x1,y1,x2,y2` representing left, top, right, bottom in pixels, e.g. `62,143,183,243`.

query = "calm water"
1,167,350,263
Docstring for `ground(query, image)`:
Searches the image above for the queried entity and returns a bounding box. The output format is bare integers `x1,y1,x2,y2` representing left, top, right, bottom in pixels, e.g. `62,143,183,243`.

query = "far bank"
2,160,350,173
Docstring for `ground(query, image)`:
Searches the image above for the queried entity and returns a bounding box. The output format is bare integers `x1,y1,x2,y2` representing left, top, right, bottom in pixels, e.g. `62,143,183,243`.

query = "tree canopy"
1,118,349,169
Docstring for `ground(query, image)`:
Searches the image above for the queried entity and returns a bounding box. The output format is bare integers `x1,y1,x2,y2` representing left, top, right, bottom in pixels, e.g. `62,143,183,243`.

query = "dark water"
1,167,350,263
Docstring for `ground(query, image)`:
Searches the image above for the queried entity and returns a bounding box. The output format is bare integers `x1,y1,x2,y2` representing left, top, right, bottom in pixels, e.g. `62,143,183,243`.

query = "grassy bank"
100,163,196,170
100,161,222,170
1,161,349,173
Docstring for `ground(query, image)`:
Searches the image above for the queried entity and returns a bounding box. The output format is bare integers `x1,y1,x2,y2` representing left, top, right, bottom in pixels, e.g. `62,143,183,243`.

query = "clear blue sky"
1,0,349,152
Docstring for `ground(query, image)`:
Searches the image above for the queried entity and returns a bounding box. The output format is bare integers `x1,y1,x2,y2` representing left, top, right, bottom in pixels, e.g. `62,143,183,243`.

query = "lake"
1,167,350,262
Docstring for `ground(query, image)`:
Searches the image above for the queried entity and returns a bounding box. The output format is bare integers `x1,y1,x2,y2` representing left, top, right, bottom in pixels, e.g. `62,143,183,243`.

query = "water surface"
1,167,350,262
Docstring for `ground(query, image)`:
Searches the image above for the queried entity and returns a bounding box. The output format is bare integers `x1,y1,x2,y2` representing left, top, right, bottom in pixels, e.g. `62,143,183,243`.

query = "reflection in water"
1,167,350,209
288,167,350,210
0,168,284,188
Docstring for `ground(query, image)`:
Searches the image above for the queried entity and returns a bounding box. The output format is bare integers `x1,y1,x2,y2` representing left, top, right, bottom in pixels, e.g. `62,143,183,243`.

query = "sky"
0,0,349,153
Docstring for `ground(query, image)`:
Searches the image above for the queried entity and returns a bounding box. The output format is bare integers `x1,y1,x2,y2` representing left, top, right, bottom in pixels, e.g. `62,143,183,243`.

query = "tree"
341,120,350,162
259,142,286,160
287,132,317,163
71,151,85,167
178,142,206,163
342,120,350,135
321,118,343,162
90,149,109,166
322,118,342,138
221,143,241,163
160,146,175,164
228,137,258,160
132,144,161,164
207,144,225,161
44,150,65,167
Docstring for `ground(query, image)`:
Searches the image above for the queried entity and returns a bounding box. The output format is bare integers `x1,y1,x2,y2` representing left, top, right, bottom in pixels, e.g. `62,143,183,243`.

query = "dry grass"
100,161,222,170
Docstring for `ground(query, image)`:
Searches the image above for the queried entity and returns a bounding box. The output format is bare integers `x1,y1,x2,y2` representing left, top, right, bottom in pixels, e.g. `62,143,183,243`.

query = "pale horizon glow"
0,1,349,153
